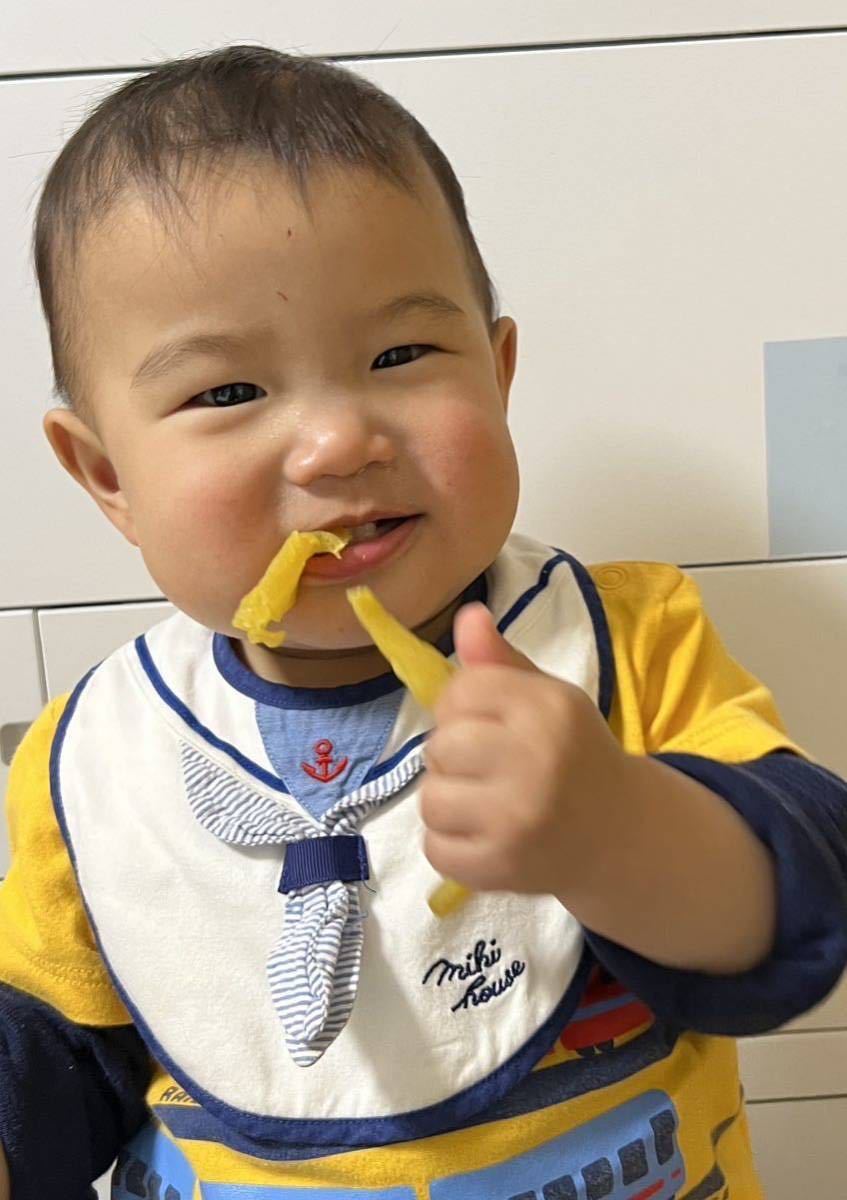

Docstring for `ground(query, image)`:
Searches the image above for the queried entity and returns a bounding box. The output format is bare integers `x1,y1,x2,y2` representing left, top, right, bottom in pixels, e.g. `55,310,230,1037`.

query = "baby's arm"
556,740,779,971
423,564,847,1034
0,980,150,1198
0,1143,9,1200
425,605,782,971
0,698,151,1197
582,564,847,1032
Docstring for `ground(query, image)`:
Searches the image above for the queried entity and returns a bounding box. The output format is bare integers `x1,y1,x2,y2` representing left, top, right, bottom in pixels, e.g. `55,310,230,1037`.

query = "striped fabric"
180,740,424,1066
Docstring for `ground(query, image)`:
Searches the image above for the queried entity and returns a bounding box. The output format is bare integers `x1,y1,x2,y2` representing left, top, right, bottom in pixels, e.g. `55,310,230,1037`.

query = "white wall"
4,3,847,73
3,9,847,1197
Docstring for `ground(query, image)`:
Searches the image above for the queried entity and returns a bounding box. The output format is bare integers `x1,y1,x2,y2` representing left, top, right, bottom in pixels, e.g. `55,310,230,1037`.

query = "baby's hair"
32,43,499,421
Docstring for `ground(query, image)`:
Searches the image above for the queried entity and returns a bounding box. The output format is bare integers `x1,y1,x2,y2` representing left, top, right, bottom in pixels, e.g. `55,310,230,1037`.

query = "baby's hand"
421,603,627,899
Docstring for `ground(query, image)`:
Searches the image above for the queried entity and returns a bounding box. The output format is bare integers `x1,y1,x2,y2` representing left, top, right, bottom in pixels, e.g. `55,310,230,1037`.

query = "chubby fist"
421,601,628,899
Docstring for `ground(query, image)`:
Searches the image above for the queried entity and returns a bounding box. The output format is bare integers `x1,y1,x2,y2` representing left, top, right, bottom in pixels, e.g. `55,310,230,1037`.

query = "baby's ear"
42,408,139,547
491,316,518,411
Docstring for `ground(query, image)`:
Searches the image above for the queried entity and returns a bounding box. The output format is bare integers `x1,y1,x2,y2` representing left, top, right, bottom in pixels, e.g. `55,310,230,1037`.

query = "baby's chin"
228,631,392,691
193,572,456,654
235,605,391,656
270,631,382,656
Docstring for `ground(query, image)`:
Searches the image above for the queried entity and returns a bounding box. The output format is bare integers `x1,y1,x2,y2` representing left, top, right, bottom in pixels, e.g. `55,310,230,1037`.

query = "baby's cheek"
166,466,252,542
141,457,273,594
426,402,517,503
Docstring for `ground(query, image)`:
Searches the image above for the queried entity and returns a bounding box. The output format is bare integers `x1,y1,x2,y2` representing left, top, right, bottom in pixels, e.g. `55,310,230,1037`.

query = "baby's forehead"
79,157,467,296
86,161,357,247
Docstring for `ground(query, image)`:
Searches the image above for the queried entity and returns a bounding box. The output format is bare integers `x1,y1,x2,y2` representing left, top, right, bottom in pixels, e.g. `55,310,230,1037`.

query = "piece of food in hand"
426,877,473,919
233,529,350,648
346,585,455,708
346,584,472,918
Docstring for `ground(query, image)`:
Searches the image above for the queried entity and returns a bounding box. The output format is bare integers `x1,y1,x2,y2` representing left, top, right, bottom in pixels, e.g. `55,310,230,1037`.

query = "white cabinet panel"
740,1029,847,1101
690,559,847,777
690,560,847,1037
8,34,847,600
3,75,154,607
359,35,847,563
3,2,847,73
787,974,847,1033
0,612,45,876
38,602,173,699
747,1097,847,1200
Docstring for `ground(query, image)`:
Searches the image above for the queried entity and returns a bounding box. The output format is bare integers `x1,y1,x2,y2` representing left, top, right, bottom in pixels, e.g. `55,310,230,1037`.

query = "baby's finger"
423,830,504,893
433,665,521,724
425,719,509,779
419,776,488,837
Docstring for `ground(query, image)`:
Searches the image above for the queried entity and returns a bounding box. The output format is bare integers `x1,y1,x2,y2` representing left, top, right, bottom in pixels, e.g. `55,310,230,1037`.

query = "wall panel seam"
30,610,48,706
3,24,847,84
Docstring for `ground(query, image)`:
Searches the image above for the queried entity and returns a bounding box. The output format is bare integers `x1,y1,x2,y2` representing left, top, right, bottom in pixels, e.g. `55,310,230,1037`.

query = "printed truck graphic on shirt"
430,1092,684,1200
112,1091,683,1199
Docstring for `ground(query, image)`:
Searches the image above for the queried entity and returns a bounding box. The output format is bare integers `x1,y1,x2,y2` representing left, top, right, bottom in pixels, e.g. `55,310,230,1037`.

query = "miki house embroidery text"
423,937,526,1013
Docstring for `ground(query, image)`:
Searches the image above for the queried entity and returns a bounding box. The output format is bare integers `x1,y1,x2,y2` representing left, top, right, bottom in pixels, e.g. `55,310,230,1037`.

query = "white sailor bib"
50,535,614,1145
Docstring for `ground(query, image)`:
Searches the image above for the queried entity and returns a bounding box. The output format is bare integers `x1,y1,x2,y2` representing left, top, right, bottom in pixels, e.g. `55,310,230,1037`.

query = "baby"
2,43,846,1200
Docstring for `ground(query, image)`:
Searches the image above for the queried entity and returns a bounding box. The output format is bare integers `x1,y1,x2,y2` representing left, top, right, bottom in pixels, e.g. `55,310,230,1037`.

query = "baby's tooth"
351,521,380,543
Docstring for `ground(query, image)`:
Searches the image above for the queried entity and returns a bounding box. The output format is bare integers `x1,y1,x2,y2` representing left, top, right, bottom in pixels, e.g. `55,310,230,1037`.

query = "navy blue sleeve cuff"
585,751,847,1036
0,983,151,1199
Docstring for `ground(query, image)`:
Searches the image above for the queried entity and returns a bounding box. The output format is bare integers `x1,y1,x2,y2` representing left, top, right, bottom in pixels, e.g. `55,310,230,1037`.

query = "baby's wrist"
550,749,645,914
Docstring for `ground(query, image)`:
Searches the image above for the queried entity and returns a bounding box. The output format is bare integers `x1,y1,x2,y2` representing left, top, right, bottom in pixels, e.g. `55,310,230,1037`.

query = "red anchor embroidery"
302,739,349,784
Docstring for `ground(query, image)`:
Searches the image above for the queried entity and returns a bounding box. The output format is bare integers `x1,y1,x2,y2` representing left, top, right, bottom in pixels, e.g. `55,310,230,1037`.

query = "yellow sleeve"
588,561,804,762
0,695,129,1026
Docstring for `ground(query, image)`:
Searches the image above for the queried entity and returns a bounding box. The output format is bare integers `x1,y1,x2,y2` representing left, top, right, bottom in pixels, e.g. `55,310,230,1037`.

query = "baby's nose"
283,405,395,486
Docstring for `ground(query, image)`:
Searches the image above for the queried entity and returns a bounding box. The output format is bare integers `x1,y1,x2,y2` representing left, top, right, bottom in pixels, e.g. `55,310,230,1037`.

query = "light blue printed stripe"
112,1122,197,1198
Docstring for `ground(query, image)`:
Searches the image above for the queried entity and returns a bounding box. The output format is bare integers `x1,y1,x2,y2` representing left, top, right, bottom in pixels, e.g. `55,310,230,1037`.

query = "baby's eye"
372,345,433,370
188,382,267,408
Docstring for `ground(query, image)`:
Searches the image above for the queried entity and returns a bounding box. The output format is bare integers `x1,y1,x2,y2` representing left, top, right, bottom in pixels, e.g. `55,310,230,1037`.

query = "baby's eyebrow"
130,293,465,390
131,330,263,390
369,291,465,323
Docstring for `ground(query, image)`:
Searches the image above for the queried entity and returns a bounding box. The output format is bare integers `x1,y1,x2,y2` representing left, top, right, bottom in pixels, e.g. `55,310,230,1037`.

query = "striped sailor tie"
179,741,419,1067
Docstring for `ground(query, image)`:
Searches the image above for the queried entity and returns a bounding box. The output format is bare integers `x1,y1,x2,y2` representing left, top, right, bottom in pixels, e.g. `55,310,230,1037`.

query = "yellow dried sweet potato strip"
346,585,472,918
426,878,473,920
233,529,350,649
346,586,455,709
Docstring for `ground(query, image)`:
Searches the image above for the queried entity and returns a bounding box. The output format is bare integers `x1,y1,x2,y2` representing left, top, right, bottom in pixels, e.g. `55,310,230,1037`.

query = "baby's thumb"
453,602,538,672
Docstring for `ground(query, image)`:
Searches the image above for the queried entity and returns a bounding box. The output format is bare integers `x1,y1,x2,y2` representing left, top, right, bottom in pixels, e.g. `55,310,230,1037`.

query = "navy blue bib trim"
211,574,488,709
213,635,404,709
132,551,610,793
50,669,593,1147
136,634,426,795
151,1015,676,1162
136,549,611,774
491,546,614,721
552,549,615,720
135,635,293,796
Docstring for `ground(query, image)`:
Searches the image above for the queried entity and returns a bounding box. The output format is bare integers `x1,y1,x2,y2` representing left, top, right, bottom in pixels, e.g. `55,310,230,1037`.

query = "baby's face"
53,158,518,652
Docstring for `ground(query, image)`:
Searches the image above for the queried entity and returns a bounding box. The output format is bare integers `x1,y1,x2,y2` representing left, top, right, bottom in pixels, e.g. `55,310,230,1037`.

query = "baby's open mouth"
343,516,409,545
305,514,421,579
